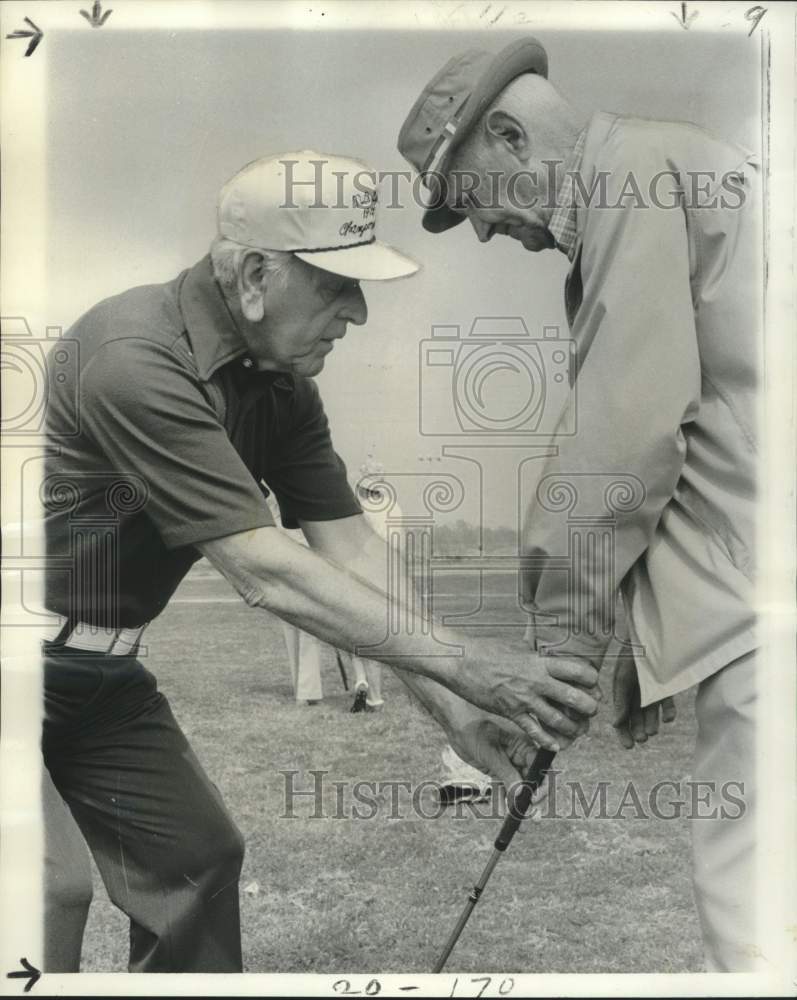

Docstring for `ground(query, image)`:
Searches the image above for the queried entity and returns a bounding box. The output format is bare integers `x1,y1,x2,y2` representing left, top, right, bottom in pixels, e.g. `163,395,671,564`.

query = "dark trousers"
42,646,245,972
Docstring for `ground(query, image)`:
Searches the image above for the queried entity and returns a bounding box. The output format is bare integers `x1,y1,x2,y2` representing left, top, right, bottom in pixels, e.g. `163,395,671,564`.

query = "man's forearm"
201,524,602,747
200,526,462,691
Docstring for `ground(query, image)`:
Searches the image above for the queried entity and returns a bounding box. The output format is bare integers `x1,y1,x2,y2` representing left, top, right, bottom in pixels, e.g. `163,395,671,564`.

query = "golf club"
433,747,556,973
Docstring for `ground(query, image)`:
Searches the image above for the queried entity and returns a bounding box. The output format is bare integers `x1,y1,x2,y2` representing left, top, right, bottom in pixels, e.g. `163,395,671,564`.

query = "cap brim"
294,240,419,281
423,203,468,234
420,36,548,234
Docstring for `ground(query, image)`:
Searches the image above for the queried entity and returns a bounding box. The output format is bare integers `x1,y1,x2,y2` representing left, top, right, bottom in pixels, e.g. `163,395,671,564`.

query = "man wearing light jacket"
398,38,761,971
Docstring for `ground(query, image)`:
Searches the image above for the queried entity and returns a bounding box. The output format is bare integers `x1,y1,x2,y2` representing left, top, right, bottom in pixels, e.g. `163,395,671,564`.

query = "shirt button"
242,356,254,369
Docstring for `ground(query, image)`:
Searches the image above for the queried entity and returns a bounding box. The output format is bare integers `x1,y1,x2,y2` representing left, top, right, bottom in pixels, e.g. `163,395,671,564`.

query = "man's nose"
469,216,495,243
341,284,368,326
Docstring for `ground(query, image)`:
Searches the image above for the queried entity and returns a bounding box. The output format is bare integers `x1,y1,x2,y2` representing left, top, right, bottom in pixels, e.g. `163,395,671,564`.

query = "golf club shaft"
433,748,557,973
433,849,502,973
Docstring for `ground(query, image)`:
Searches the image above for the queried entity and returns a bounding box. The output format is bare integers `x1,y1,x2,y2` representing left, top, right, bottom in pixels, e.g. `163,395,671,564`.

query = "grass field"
80,567,703,974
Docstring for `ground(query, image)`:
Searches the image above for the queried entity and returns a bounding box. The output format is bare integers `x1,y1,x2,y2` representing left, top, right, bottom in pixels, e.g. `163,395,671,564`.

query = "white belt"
47,620,148,655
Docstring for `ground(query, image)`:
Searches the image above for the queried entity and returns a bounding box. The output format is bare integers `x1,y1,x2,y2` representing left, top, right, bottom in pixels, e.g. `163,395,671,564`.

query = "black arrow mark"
671,1,699,29
5,17,43,57
80,0,113,28
6,958,41,993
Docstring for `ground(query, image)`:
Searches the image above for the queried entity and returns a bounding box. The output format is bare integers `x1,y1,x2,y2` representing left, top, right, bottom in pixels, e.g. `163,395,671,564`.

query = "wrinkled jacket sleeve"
522,136,702,666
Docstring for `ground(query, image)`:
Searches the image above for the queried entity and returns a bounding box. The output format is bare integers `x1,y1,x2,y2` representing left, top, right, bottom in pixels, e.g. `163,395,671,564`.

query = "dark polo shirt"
44,256,360,629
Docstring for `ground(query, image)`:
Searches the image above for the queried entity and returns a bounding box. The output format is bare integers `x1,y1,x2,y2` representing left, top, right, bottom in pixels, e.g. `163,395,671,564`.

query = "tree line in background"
432,519,519,556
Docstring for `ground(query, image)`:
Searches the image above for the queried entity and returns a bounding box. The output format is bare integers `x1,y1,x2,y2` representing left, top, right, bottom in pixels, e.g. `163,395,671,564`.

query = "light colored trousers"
281,622,326,701
280,622,383,704
691,647,758,972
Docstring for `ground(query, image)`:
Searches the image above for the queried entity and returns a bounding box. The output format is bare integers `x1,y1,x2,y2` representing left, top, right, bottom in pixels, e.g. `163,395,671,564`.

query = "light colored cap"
217,151,418,281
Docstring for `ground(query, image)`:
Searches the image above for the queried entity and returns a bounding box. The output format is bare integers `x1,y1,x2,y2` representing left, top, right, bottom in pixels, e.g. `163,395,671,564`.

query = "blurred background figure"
343,456,392,713
265,493,327,704
344,650,384,713
268,455,393,712
281,612,326,705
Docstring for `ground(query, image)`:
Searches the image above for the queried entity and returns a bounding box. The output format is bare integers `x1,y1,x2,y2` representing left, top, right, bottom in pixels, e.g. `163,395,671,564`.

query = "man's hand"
441,708,545,800
447,647,602,752
612,658,676,748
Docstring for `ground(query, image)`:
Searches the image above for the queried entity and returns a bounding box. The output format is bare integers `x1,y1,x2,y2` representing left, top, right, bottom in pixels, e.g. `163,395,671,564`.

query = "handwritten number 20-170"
331,978,515,996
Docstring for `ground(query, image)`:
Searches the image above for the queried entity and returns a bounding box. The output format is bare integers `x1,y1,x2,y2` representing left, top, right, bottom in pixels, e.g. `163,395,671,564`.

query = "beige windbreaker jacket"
523,112,761,705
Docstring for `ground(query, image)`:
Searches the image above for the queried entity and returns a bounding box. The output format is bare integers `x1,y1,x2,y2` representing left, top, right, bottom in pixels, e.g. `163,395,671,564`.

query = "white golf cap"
217,151,418,281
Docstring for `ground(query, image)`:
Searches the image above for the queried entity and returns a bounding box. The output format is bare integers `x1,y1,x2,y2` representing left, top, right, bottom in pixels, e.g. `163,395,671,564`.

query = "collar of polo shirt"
178,255,293,390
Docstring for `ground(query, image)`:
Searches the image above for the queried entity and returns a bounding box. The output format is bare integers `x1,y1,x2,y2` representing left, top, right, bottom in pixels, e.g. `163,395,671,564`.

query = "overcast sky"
44,20,760,527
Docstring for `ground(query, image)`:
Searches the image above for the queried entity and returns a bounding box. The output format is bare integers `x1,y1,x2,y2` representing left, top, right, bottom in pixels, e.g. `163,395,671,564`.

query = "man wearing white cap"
398,38,761,971
42,150,601,971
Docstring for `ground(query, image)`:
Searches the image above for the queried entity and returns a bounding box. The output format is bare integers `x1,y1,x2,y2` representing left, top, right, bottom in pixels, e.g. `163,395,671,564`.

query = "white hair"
210,236,296,292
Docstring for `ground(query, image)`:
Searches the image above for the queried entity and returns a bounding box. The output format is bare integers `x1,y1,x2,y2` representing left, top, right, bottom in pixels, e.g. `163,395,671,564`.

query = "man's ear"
238,251,268,323
484,109,529,157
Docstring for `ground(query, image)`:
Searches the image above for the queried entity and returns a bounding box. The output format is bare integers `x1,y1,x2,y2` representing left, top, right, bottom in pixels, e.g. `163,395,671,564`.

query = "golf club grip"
494,748,556,851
